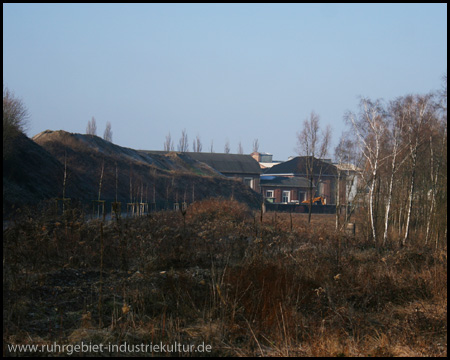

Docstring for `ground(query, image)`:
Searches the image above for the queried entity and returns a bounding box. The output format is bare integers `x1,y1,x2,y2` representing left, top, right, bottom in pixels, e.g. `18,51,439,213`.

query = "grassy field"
3,199,447,356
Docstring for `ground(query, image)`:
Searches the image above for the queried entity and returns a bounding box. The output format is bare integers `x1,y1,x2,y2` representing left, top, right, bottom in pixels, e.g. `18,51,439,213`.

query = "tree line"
86,116,113,142
294,76,446,248
336,76,447,247
163,128,261,155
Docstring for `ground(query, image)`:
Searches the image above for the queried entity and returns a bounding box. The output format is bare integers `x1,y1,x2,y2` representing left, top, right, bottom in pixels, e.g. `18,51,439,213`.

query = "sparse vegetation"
3,199,447,356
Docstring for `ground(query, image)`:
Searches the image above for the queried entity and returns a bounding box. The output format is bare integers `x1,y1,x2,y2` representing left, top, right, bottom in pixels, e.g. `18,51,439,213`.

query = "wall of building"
229,173,260,193
261,187,308,204
262,179,339,204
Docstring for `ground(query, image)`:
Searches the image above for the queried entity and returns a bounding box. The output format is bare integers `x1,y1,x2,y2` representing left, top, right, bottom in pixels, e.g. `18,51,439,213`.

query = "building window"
265,189,275,203
298,191,306,202
244,177,254,189
282,190,290,203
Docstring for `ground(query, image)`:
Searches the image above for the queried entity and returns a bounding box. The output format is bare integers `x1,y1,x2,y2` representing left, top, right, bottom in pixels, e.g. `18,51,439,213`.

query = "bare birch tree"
427,74,447,247
381,98,409,245
342,83,447,248
347,99,386,242
400,94,435,246
426,118,446,245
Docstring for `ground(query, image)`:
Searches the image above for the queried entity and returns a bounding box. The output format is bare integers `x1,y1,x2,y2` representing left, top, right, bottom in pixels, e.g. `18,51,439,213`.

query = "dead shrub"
220,258,321,344
186,197,251,224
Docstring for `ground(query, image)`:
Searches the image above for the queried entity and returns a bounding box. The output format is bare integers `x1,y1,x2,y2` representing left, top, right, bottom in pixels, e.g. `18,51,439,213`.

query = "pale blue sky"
3,3,447,160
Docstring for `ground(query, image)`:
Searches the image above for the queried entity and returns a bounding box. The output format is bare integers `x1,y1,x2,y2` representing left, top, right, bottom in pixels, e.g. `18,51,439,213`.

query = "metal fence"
265,203,337,214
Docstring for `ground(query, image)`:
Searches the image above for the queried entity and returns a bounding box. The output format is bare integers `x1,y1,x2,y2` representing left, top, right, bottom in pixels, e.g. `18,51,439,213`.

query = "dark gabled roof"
187,152,262,175
264,156,338,176
260,176,311,188
141,151,262,175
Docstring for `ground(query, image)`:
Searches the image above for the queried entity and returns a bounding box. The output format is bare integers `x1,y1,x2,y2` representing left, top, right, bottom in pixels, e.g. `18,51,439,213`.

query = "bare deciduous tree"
164,132,174,151
296,111,331,223
335,133,352,230
381,98,409,245
252,138,260,153
177,129,189,152
334,133,364,230
3,85,28,158
103,121,113,142
237,141,244,154
86,116,97,135
224,139,230,154
341,83,447,248
400,94,435,245
347,99,386,242
426,116,446,245
193,134,202,152
426,74,447,247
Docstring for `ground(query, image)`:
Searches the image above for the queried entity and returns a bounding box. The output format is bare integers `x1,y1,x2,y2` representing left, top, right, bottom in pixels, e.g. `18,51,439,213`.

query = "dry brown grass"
3,199,447,356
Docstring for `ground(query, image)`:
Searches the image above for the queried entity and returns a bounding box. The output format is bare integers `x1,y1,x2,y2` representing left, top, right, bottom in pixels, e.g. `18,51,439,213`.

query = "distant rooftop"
260,176,311,188
264,156,338,176
187,152,262,175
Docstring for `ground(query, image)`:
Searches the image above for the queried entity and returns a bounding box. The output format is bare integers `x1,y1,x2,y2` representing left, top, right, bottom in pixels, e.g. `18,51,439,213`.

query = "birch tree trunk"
368,167,377,242
382,150,396,246
403,152,416,245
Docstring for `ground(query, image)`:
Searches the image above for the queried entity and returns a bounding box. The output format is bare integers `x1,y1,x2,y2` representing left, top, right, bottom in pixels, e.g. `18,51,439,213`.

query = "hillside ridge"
3,130,261,213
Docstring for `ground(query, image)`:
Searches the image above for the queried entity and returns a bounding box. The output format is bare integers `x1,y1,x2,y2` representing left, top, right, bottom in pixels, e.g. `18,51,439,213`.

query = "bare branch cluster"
296,111,332,223
177,129,189,152
3,85,29,158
